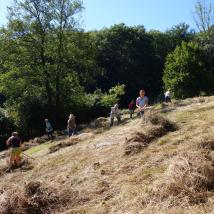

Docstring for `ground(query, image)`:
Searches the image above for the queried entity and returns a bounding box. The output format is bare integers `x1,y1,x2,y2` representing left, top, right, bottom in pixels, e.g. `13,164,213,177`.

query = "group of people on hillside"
110,89,171,126
45,113,77,140
5,88,170,171
110,89,149,126
5,114,77,171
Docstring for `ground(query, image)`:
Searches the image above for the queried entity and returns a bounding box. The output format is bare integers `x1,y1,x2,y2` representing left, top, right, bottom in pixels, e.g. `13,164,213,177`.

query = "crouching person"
110,104,121,127
6,132,22,169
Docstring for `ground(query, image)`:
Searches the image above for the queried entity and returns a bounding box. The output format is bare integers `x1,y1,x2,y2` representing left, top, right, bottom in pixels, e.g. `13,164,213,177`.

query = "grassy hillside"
1,96,214,213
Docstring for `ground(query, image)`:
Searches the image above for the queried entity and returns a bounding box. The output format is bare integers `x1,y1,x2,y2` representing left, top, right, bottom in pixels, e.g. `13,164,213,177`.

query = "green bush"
163,42,208,98
99,84,126,107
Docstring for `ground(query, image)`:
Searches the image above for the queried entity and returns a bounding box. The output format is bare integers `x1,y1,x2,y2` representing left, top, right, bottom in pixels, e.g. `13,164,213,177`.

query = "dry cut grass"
1,96,214,213
145,153,214,206
124,114,177,155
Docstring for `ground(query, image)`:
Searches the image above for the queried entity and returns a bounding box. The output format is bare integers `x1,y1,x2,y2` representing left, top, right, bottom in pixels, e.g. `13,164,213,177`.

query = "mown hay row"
0,181,89,214
124,115,177,155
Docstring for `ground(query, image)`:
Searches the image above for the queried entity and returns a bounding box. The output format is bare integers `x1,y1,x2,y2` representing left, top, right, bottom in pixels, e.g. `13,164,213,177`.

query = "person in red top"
6,132,23,168
128,100,135,118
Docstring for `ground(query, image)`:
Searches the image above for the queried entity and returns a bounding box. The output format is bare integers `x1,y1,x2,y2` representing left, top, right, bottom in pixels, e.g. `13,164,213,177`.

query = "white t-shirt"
165,91,170,97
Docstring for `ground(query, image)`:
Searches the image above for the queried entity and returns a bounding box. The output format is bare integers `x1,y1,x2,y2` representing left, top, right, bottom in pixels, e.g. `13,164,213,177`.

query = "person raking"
136,89,149,119
110,104,121,127
6,132,23,169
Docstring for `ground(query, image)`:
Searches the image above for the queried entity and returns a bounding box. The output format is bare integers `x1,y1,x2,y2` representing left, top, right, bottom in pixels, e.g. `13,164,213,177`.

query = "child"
128,100,135,118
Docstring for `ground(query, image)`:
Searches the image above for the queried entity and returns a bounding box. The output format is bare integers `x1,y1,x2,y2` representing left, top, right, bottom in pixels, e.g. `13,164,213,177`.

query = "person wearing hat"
67,114,76,137
110,104,121,127
6,132,23,168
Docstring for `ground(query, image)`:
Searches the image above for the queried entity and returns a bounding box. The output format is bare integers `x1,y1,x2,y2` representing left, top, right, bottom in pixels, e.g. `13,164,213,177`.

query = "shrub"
163,42,209,98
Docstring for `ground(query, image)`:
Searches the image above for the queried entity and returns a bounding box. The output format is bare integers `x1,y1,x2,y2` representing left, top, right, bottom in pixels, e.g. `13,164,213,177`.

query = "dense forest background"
0,0,214,149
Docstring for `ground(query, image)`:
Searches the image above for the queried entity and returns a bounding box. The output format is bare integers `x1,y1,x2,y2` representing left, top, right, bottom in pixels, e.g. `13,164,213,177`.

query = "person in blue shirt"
45,119,53,140
136,89,149,118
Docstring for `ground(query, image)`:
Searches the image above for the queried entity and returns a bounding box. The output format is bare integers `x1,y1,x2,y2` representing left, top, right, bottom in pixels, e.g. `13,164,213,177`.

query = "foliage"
0,0,214,142
163,42,208,98
93,24,163,104
100,84,126,107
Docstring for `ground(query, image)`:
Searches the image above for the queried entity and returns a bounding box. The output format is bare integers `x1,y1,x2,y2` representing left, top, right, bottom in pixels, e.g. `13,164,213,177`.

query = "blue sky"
0,0,198,31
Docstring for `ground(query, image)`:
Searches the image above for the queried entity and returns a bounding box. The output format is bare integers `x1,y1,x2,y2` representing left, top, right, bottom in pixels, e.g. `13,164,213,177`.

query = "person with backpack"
128,100,135,118
6,132,22,169
67,114,76,137
45,119,53,140
110,104,121,127
136,89,149,118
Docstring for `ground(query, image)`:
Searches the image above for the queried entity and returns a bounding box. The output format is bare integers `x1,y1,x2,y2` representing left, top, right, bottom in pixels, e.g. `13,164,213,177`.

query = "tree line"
0,0,214,149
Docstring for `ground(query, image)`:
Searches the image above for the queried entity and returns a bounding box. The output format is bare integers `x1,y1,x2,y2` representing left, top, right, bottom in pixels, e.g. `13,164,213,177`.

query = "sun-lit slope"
1,96,214,213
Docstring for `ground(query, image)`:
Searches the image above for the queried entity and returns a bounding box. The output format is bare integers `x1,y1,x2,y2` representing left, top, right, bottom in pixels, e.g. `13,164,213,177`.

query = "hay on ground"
49,132,95,153
90,117,109,128
146,153,214,206
124,115,176,156
148,114,177,132
0,181,77,214
198,136,214,151
32,136,47,144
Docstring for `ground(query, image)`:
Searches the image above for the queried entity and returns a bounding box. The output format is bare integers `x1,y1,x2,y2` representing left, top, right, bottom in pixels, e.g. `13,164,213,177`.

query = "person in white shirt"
110,104,121,127
164,90,171,103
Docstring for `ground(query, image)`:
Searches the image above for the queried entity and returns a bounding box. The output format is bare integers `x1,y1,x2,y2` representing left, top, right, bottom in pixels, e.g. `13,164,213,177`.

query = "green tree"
94,24,163,104
163,42,208,98
194,0,214,32
0,0,86,130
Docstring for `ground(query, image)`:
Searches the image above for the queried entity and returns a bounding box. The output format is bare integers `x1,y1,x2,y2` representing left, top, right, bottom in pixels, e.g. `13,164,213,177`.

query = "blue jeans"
140,111,144,118
68,128,75,137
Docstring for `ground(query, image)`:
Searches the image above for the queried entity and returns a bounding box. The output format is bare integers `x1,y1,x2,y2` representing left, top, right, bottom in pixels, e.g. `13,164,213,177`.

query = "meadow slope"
1,96,214,213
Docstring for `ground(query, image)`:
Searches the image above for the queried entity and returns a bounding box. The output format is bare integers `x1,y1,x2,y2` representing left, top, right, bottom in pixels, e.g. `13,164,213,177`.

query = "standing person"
136,89,149,118
67,114,76,137
6,132,22,169
128,100,135,118
45,119,53,140
110,104,121,127
164,90,171,103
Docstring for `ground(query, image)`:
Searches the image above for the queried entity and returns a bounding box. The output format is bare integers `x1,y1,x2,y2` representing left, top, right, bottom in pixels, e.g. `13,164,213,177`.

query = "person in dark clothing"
6,132,22,168
128,100,135,118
